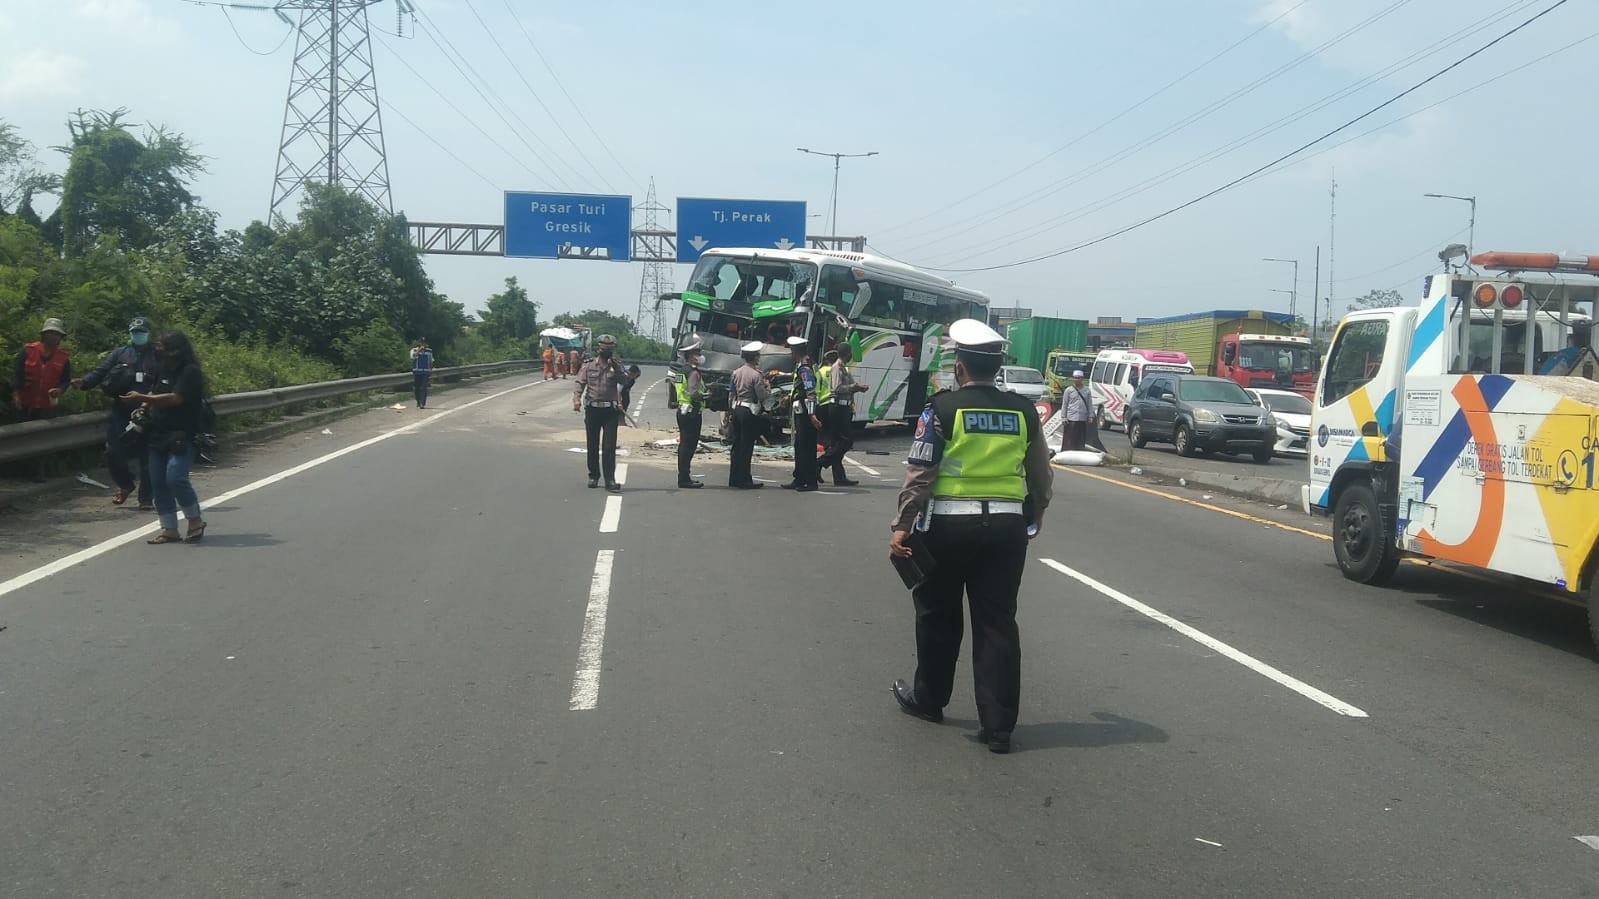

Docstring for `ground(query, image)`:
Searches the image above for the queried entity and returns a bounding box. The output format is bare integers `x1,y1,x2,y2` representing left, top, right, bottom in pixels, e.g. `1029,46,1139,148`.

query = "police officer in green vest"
671,335,707,488
889,318,1054,754
781,335,822,492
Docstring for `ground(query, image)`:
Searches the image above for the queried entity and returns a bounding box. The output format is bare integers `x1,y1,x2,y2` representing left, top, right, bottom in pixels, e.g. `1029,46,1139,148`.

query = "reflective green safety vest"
933,405,1029,501
815,364,833,405
673,369,702,410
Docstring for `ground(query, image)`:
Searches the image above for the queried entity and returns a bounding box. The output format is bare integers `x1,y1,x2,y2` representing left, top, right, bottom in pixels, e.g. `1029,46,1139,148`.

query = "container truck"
1003,317,1087,373
1135,310,1312,395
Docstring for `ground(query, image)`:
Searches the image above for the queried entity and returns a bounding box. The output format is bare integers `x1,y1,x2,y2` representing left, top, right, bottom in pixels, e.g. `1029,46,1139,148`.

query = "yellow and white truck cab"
1307,251,1599,648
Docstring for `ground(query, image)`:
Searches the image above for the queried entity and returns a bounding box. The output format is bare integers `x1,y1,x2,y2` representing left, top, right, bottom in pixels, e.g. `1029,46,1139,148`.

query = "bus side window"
819,266,857,311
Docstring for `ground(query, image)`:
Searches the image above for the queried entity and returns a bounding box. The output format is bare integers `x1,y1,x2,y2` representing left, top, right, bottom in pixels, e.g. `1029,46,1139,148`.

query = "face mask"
130,332,149,347
598,348,613,359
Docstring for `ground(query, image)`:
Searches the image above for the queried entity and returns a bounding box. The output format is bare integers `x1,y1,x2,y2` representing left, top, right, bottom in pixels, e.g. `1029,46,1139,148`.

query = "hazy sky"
6,0,1597,329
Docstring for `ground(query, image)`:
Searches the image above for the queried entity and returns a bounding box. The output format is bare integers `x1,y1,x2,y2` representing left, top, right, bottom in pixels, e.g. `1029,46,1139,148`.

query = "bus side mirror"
848,283,873,320
670,327,679,340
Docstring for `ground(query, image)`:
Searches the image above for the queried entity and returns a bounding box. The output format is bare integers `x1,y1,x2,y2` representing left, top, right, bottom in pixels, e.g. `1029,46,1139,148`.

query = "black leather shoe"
977,728,1013,754
780,481,798,489
835,478,861,487
794,483,818,493
605,482,621,493
892,679,942,723
587,478,599,489
732,482,763,490
678,481,704,489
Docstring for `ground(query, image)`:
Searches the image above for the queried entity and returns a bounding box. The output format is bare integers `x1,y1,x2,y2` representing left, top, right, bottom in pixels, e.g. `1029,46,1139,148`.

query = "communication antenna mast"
268,0,412,222
634,178,675,344
1327,171,1337,321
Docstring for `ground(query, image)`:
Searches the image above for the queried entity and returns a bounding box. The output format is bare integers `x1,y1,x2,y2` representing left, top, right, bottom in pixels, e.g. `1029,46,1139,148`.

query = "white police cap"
741,340,765,353
679,333,703,354
948,318,1007,354
785,335,808,348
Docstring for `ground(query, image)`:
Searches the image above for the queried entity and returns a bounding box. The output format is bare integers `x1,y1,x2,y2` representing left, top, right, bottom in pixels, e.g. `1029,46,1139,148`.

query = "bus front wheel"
1587,578,1599,651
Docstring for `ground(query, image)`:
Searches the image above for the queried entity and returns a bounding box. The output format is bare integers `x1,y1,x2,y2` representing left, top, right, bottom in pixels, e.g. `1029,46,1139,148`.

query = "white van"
1089,348,1195,429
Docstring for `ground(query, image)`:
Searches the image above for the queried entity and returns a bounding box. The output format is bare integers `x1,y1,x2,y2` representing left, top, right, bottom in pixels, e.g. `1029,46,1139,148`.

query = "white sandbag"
1051,449,1105,466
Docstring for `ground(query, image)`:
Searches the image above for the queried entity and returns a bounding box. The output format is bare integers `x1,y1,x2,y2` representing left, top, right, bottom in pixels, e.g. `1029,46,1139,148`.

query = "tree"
554,308,635,338
1347,288,1404,312
479,276,539,345
56,109,203,257
0,120,60,215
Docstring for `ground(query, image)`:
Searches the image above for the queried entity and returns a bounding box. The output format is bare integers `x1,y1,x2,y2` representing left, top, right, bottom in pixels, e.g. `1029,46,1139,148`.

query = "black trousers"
729,406,760,486
911,513,1028,733
106,408,151,502
816,404,854,482
584,406,620,482
676,409,701,483
413,372,429,407
791,410,818,487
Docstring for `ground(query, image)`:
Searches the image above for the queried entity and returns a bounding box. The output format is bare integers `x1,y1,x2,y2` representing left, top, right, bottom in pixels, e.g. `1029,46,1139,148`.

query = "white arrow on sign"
774,237,795,250
689,236,709,251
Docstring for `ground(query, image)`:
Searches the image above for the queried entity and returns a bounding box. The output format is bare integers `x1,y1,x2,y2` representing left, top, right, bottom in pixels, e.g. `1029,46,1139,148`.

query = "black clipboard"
891,530,935,590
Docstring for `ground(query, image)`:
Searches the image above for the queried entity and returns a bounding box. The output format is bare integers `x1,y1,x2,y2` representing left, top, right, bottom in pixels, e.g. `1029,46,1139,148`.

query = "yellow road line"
1059,464,1588,609
1055,464,1329,540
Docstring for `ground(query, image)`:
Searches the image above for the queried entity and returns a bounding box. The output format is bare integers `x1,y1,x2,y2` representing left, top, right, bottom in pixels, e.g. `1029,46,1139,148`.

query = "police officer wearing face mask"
73,316,161,509
888,319,1054,755
782,335,823,492
573,334,627,492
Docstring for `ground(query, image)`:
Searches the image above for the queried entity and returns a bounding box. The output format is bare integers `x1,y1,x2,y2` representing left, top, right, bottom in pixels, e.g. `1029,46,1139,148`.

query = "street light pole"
797,147,879,236
1424,193,1477,260
1263,257,1300,325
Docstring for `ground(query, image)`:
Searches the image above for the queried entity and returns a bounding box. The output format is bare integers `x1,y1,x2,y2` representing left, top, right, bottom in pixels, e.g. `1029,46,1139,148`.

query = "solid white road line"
844,455,881,477
599,496,623,534
1040,558,1369,719
569,549,615,711
615,463,628,485
1576,836,1599,852
0,377,548,604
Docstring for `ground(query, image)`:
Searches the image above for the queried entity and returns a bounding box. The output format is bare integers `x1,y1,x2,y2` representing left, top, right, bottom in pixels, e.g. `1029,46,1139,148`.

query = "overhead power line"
374,32,557,186
497,0,638,189
384,99,500,191
873,0,1313,236
887,0,1420,248
218,6,295,55
917,0,1572,274
411,7,592,190
919,0,1540,265
459,0,617,193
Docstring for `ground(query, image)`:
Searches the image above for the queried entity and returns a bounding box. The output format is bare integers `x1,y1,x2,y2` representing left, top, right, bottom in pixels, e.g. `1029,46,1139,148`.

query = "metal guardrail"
0,360,535,464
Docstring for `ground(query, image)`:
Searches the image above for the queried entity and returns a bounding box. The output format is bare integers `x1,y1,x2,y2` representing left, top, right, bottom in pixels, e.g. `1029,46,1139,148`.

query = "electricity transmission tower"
268,0,410,222
634,178,675,343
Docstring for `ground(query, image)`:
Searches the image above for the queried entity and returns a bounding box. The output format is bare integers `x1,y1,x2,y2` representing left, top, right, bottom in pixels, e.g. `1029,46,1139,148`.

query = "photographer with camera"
121,330,207,545
73,317,161,509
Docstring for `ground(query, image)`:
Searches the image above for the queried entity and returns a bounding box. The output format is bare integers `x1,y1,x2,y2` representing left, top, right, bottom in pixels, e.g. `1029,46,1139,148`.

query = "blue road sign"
675,197,807,263
504,191,632,261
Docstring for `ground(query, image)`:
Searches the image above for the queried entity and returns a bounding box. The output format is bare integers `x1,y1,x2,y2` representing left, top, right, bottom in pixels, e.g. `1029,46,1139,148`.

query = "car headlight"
1261,412,1277,428
1193,407,1219,423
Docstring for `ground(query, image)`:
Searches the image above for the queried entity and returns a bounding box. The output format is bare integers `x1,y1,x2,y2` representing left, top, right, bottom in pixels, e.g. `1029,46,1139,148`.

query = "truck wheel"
1174,424,1197,457
1128,418,1147,448
1253,446,1274,464
1588,579,1599,651
1332,482,1399,585
1097,407,1110,431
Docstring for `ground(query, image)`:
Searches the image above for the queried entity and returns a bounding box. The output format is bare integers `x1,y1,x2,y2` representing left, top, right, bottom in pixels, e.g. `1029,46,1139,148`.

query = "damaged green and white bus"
667,248,990,433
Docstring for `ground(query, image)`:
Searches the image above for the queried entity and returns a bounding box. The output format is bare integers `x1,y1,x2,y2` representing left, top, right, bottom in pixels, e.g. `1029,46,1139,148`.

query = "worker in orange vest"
542,344,556,380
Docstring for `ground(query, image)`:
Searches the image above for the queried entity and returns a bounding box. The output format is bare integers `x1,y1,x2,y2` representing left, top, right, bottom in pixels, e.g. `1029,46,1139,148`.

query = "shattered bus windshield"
684,255,818,310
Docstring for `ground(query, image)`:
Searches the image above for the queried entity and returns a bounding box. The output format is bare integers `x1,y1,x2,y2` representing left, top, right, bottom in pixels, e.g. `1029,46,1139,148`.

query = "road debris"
320,428,333,435
75,473,111,490
1194,837,1223,848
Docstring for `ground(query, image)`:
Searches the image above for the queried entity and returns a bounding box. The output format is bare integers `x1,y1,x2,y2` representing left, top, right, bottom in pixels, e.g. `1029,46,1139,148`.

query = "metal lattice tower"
269,0,396,223
634,178,675,343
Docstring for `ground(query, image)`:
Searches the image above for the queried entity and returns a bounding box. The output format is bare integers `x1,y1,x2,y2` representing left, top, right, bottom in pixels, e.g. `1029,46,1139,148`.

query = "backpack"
100,348,139,397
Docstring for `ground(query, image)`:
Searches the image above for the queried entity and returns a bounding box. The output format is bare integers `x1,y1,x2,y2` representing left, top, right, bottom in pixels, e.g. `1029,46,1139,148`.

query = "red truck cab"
1215,332,1314,396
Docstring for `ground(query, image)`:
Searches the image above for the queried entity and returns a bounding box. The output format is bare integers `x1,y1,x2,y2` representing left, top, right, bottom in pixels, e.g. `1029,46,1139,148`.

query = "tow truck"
1308,251,1599,647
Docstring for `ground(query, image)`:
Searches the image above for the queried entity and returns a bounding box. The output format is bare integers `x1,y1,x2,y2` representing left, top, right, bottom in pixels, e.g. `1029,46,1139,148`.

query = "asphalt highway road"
2,369,1598,897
